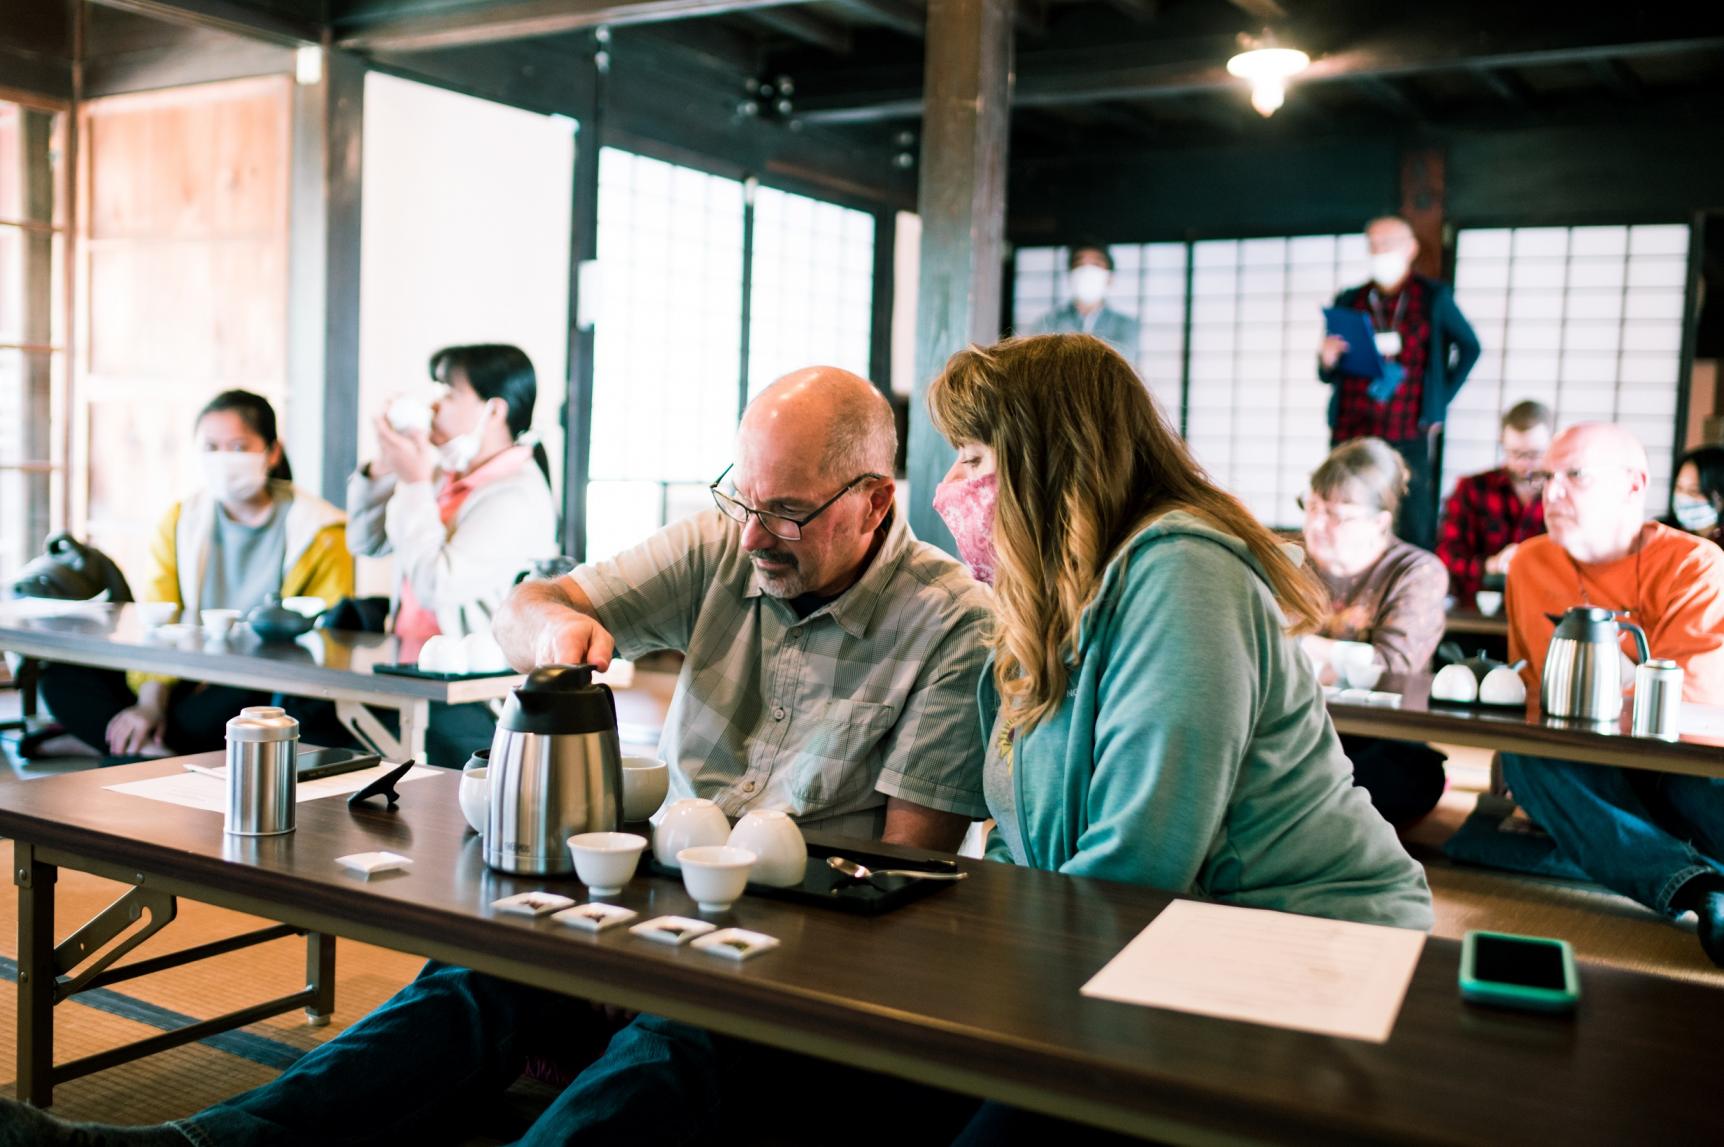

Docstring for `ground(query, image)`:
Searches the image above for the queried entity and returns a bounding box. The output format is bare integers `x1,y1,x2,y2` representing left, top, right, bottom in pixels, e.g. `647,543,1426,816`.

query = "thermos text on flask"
225,705,299,836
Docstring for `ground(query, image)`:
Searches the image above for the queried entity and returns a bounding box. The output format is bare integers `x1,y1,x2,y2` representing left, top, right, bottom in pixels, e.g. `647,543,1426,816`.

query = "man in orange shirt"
1503,423,1724,966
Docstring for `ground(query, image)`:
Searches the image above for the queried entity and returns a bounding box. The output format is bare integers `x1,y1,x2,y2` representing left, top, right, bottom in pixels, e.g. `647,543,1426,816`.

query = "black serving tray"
649,839,964,916
373,662,520,682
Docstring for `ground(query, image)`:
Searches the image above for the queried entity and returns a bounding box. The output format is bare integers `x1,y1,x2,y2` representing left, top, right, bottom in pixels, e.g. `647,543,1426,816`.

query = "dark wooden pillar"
562,33,607,562
906,0,1014,551
320,48,366,500
1400,145,1446,279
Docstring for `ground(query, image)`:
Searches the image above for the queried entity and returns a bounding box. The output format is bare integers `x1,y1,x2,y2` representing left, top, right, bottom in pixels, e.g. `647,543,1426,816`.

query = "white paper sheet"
105,763,439,813
1080,899,1426,1043
1679,703,1724,738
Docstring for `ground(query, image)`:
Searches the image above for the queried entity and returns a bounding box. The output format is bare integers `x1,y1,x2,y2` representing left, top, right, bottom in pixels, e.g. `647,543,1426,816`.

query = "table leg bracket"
52,886,178,1001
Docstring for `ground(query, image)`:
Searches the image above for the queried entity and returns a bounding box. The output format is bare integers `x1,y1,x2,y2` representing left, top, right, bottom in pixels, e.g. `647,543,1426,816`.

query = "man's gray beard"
750,555,805,598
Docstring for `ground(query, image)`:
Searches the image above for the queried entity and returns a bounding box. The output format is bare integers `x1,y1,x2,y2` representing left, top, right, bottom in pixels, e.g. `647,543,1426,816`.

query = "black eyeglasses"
709,463,883,541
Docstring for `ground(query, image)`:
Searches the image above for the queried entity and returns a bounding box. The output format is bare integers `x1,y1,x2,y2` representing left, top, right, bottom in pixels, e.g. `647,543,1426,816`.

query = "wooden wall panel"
76,76,292,589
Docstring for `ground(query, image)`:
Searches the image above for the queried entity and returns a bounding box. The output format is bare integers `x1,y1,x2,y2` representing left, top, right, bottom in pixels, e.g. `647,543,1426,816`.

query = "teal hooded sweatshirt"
982,510,1433,930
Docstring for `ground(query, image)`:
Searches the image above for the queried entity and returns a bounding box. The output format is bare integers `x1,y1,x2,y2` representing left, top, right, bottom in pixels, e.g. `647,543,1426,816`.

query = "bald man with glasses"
497,365,990,847
1502,422,1724,967
4,368,993,1146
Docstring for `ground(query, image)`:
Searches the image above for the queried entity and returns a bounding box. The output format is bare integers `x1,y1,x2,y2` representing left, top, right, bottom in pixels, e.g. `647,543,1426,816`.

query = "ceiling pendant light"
1227,36,1310,117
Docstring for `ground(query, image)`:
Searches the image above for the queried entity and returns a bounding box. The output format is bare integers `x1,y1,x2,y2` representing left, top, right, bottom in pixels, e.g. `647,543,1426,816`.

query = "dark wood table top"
1443,608,1509,638
3,761,1722,1145
0,602,522,705
1327,673,1724,777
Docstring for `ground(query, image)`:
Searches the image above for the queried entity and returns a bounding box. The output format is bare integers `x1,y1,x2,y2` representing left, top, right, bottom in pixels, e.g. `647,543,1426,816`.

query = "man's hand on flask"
530,613,616,672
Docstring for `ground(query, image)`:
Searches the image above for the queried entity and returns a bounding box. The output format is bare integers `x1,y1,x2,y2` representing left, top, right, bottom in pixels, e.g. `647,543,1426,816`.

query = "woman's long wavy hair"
928,334,1326,731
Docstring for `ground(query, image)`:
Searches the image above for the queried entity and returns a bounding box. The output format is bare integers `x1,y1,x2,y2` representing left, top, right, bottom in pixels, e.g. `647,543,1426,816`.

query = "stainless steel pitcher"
1541,606,1651,723
484,664,623,875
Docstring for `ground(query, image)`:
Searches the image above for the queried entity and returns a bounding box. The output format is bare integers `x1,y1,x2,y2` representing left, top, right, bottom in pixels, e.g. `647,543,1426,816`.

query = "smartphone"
297,746,382,781
1458,930,1579,1013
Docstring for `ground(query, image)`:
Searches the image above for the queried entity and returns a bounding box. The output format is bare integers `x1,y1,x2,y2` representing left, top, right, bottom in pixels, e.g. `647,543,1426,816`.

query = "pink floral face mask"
932,472,999,586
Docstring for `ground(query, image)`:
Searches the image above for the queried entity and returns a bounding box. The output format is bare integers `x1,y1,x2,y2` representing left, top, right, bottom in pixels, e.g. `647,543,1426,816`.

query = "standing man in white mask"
1028,244,1141,358
36,390,352,762
1318,215,1480,550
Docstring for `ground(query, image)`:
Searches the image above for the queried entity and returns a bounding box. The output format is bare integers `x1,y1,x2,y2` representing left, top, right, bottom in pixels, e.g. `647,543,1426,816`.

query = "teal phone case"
1458,929,1579,1012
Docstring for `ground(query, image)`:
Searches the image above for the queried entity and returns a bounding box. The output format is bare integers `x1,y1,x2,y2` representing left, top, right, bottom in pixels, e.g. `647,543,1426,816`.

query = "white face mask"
1069,265,1110,307
1370,250,1411,288
201,450,270,504
1674,494,1719,533
436,398,499,474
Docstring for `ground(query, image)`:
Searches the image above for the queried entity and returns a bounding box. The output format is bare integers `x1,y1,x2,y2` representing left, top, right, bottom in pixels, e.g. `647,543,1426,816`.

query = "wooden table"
5,762,1723,1144
1326,674,1724,778
0,602,523,760
1443,608,1508,639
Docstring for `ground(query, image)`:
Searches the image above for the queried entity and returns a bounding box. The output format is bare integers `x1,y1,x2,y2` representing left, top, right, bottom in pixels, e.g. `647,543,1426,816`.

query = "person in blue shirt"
1026,244,1140,359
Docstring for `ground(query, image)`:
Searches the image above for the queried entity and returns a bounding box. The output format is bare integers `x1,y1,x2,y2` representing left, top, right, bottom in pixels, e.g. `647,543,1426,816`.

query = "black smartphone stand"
347,759,416,810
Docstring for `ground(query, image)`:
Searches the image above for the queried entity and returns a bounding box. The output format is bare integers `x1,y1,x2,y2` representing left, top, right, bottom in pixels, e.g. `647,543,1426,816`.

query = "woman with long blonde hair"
928,334,1430,924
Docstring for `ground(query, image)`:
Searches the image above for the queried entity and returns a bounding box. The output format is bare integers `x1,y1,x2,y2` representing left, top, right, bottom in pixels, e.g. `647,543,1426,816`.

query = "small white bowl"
653,798,731,868
417,633,466,674
726,809,807,888
201,608,242,638
568,832,649,897
458,766,489,835
1343,662,1385,690
1474,591,1504,617
136,601,179,628
676,845,756,913
460,630,511,674
621,757,670,822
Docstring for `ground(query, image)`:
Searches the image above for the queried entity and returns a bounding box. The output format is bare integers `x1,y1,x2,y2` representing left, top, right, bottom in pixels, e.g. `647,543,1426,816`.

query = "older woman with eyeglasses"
1299,437,1451,826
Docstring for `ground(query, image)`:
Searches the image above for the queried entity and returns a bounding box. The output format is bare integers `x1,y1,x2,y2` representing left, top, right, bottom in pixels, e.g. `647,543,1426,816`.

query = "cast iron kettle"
1541,606,1650,723
484,664,623,875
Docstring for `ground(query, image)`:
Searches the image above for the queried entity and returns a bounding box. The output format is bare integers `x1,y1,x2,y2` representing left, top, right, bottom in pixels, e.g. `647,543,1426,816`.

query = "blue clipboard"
1324,307,1385,379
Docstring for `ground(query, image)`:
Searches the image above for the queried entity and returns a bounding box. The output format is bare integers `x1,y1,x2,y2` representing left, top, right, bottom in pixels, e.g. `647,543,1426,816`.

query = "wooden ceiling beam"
823,0,924,38
748,5,850,53
337,0,822,52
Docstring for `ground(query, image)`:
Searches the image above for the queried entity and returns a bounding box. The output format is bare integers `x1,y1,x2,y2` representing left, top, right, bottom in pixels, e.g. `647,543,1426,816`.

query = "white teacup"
201,608,242,639
1431,663,1480,704
1479,665,1527,706
460,631,511,674
418,634,466,674
653,798,731,869
621,757,671,822
1344,662,1385,690
387,396,433,435
136,601,179,628
726,809,807,888
458,765,489,834
1474,590,1504,617
568,831,648,897
677,845,755,913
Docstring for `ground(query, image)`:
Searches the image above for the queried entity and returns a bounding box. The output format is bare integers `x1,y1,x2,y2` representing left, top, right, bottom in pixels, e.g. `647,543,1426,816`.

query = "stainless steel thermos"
1631,659,1684,740
225,705,299,836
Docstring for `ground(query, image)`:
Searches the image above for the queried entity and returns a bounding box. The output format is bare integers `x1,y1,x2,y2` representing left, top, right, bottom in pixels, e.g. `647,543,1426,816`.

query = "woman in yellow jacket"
39,391,352,761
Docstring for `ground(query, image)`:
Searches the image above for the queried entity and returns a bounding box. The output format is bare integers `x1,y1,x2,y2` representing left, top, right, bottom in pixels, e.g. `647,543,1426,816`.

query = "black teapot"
248,594,317,643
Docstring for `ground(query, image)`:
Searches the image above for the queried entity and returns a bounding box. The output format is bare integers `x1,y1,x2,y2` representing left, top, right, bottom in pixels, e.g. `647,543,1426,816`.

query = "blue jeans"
1501,753,1724,916
175,962,721,1147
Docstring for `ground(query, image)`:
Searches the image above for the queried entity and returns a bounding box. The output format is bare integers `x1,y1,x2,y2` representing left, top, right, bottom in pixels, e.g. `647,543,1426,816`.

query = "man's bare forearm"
493,576,597,671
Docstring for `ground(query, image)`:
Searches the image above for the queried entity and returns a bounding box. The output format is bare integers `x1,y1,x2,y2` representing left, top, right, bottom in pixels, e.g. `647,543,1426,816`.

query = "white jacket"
346,448,559,639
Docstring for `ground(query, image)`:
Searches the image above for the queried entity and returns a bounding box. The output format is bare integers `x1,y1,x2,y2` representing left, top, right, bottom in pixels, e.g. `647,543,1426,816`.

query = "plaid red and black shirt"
1436,466,1547,604
1331,276,1432,444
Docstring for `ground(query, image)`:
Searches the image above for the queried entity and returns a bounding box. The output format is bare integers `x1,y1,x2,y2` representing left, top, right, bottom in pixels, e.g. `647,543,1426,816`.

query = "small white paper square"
552,903,639,933
629,915,717,946
691,928,780,962
335,851,412,877
491,891,577,917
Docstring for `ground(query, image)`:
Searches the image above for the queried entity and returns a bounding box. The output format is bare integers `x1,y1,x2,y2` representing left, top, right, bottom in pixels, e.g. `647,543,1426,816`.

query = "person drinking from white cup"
347,344,561,767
